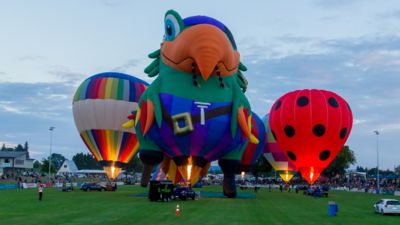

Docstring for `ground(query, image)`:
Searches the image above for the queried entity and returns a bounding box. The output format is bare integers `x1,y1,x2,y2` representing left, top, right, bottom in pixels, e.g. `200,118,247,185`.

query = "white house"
0,151,34,176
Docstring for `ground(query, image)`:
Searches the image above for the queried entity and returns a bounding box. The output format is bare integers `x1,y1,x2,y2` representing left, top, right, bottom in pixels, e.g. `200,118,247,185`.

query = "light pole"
374,130,379,194
48,126,55,184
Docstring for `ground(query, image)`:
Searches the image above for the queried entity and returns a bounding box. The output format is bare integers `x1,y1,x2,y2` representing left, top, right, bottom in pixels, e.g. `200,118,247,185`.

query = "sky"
0,0,399,170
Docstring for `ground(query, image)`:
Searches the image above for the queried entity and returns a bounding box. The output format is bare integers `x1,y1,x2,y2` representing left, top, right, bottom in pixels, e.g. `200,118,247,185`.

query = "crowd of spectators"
0,170,128,187
2,170,400,194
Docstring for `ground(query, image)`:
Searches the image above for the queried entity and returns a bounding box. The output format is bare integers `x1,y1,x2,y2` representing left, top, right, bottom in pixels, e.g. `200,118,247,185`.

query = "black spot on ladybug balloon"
269,89,353,184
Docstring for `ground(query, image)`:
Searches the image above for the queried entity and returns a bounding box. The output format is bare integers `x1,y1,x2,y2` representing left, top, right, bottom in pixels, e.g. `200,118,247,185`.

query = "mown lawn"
0,185,398,225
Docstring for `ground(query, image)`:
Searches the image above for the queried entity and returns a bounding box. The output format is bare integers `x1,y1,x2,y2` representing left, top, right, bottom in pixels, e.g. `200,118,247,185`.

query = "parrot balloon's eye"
164,13,182,41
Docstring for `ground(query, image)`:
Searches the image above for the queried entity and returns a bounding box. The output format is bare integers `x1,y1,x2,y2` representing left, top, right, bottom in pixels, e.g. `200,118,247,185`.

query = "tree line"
1,141,30,158
34,152,143,175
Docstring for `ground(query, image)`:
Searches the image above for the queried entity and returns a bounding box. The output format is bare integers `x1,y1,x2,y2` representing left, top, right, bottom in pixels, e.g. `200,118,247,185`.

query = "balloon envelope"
239,112,266,172
145,93,246,161
269,89,353,184
263,114,297,182
151,156,209,185
72,72,148,179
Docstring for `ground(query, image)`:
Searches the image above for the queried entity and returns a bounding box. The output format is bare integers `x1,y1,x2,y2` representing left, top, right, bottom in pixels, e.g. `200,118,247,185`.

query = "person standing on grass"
38,183,44,201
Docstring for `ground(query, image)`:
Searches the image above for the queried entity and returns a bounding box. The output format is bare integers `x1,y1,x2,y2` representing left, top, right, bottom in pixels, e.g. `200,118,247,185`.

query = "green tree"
40,159,57,174
367,167,378,177
322,145,356,178
33,160,41,169
72,152,101,170
251,156,273,178
24,141,30,158
395,165,400,176
1,144,13,151
15,144,24,151
356,166,367,172
123,155,143,174
49,153,66,170
365,168,395,177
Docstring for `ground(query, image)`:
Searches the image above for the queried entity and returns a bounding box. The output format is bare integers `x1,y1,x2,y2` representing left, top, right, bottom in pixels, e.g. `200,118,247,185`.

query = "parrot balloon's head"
145,10,248,90
161,10,240,81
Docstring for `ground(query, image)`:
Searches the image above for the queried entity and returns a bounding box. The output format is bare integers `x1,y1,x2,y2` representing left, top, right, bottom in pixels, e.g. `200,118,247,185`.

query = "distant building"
0,151,34,176
57,159,78,176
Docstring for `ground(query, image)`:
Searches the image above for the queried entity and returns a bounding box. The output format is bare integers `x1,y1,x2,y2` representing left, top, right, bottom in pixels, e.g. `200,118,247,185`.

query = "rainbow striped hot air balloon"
72,72,148,179
263,114,297,182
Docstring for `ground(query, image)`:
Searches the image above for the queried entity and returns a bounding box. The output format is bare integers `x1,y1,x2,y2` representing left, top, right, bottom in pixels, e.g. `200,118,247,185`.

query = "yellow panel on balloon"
278,171,295,183
103,166,122,179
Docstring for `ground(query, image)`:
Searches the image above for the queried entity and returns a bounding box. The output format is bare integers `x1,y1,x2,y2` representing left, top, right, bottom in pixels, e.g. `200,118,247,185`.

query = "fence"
0,184,17,189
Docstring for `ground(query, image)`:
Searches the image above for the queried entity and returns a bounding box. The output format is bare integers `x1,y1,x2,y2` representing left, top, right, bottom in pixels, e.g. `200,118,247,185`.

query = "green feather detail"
148,49,161,59
230,79,251,137
149,79,163,127
144,52,161,77
236,71,248,92
239,62,247,71
144,58,159,73
147,65,160,77
140,77,163,127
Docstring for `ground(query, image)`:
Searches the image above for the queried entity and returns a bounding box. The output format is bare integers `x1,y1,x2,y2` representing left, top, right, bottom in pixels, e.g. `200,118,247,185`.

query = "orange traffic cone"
175,204,180,216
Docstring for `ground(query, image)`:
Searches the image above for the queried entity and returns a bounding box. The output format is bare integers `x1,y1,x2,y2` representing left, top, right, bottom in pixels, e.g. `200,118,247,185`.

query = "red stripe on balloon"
119,133,138,162
140,100,148,134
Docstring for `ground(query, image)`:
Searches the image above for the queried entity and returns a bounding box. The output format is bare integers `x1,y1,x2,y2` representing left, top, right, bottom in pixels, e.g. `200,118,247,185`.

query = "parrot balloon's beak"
161,24,240,80
192,49,220,81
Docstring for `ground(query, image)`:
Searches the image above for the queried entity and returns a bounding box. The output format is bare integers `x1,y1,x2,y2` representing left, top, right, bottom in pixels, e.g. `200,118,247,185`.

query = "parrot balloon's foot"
140,164,154,187
219,159,240,199
139,150,164,187
223,189,237,198
222,175,237,198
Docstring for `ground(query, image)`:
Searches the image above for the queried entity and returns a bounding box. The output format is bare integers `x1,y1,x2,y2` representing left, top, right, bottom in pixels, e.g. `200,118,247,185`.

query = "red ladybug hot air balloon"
269,89,353,184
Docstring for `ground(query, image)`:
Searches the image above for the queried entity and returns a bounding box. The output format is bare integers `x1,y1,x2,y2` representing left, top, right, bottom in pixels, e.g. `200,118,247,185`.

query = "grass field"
0,185,399,225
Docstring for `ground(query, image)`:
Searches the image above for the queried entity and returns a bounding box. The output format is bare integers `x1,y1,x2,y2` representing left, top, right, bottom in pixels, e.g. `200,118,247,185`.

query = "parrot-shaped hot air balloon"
269,89,353,184
263,114,297,183
72,72,148,179
127,10,258,197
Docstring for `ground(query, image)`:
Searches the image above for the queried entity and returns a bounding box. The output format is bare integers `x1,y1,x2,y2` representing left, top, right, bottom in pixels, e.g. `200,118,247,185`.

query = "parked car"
105,182,117,191
80,183,106,191
173,186,197,200
62,183,74,192
374,199,400,215
303,186,328,197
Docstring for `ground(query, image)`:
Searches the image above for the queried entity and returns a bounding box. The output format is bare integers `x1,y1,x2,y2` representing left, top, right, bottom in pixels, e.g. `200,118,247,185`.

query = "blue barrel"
328,201,338,216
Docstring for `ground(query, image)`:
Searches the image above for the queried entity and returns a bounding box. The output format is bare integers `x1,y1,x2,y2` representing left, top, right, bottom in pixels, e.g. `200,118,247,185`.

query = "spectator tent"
57,159,78,176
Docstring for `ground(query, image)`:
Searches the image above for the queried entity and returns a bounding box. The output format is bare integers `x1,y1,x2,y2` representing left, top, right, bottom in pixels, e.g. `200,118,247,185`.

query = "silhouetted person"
38,183,43,201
